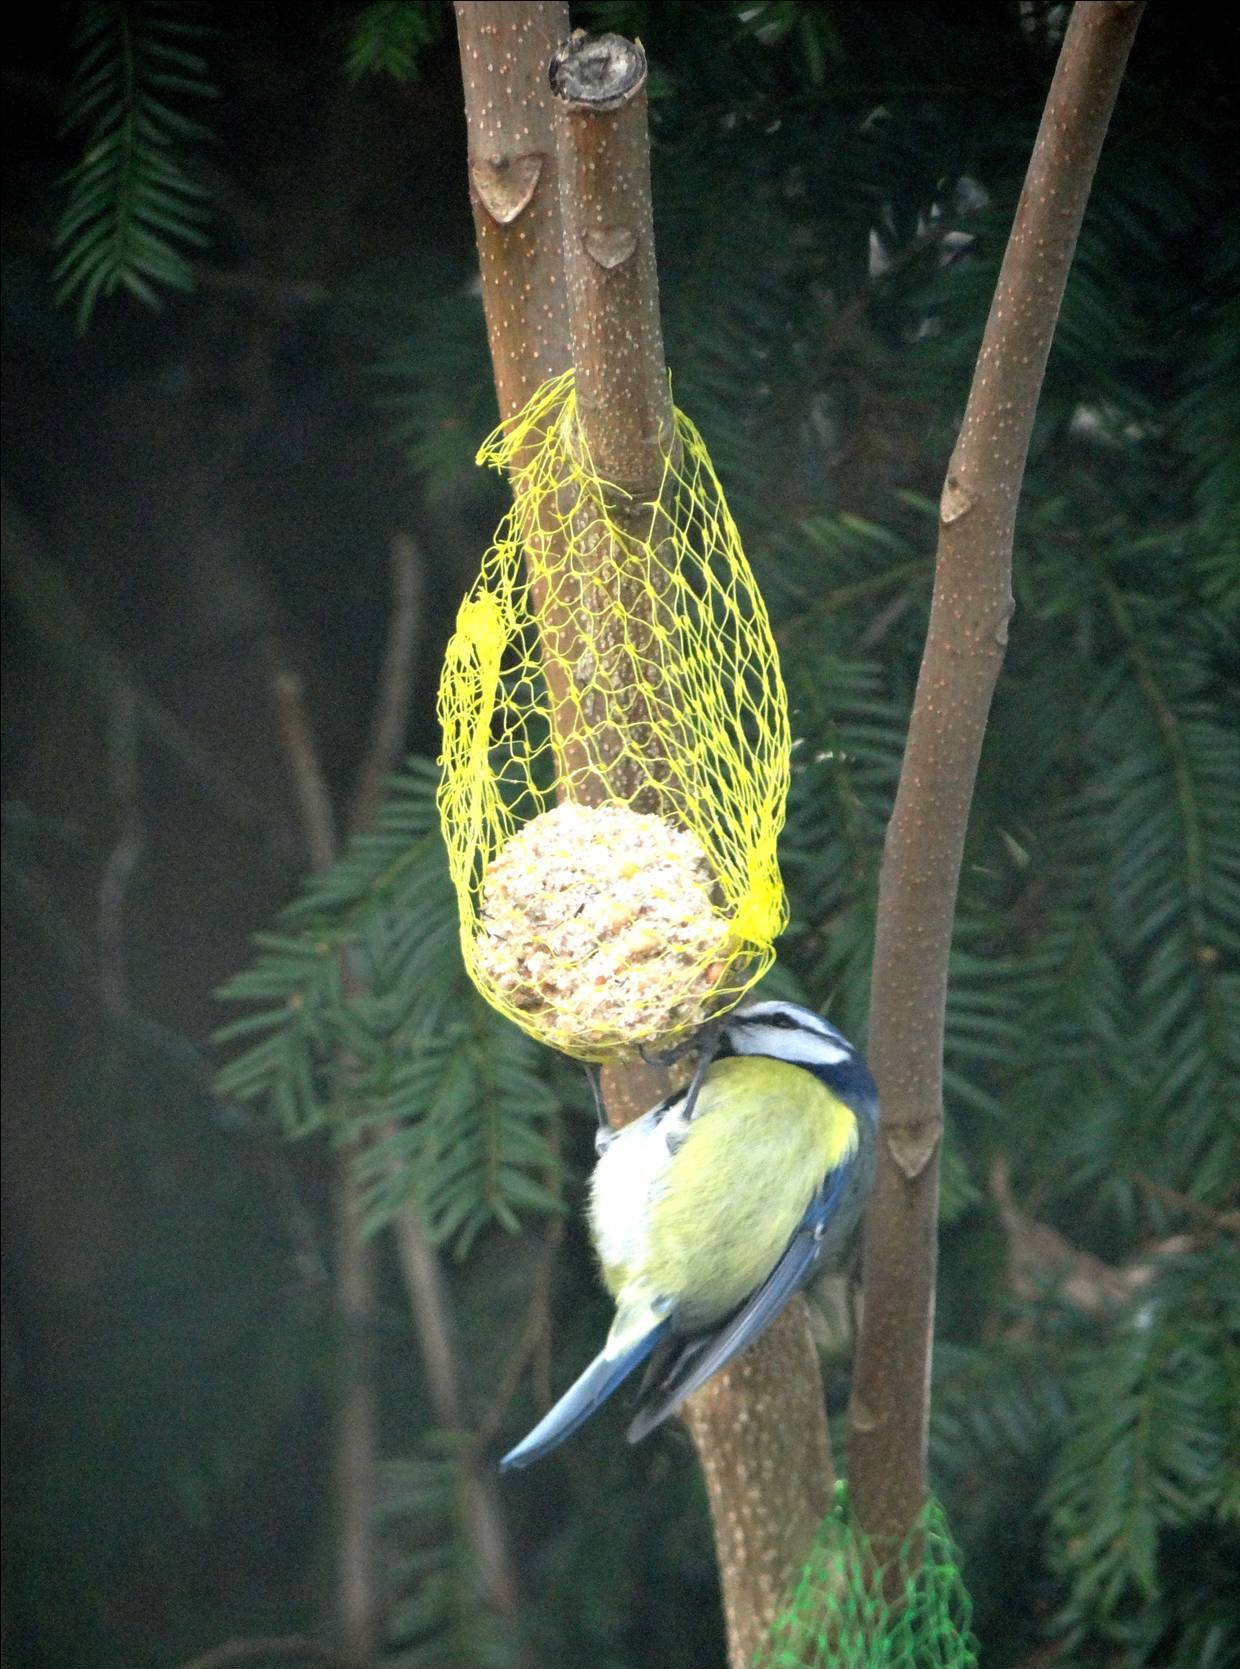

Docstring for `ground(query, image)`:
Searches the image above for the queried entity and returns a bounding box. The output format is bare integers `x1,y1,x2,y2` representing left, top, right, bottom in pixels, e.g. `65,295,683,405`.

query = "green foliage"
371,288,500,501
733,0,844,82
1043,1246,1239,1647
378,1436,520,1667
215,758,559,1255
346,1,445,84
349,1007,560,1252
200,7,1240,1666
54,1,216,331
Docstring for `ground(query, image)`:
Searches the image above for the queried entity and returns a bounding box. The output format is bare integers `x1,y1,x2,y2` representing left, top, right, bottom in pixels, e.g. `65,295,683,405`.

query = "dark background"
3,5,1237,1667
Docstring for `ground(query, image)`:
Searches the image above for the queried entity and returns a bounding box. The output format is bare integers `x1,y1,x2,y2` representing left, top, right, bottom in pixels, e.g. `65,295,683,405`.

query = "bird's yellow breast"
636,1055,858,1328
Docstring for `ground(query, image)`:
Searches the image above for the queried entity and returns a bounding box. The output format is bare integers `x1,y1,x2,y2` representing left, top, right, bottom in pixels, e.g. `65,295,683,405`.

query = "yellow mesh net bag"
437,368,790,1061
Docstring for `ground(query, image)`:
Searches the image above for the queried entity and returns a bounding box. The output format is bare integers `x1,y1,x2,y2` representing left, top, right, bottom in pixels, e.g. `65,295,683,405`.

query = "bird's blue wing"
500,1316,671,1471
625,1161,855,1445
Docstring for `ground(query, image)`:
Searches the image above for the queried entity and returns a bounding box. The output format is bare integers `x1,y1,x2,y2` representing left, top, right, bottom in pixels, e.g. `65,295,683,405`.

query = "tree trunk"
454,13,840,1664
548,29,834,1669
849,0,1145,1549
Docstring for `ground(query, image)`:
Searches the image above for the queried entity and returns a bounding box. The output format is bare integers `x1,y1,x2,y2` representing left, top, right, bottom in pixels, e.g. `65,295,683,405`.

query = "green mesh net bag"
756,1485,979,1669
437,368,790,1062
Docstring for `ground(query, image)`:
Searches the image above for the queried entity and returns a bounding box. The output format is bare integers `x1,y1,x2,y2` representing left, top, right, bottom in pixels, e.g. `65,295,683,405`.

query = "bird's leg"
585,1062,613,1155
677,1027,719,1126
640,1017,725,1126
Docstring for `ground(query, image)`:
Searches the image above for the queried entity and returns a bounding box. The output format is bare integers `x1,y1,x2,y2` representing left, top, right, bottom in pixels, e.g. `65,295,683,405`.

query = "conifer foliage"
53,1,216,330
41,3,1240,1665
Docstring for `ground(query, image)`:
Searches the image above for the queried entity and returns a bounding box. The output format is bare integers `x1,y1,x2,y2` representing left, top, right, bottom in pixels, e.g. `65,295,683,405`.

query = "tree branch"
263,640,375,1666
1,489,299,857
177,1637,340,1669
455,14,840,1658
849,0,1145,1545
550,30,674,495
267,536,523,1643
455,0,599,803
266,643,338,872
98,680,143,1025
547,30,835,1668
388,1208,522,1617
547,29,690,815
348,533,423,837
455,1,572,427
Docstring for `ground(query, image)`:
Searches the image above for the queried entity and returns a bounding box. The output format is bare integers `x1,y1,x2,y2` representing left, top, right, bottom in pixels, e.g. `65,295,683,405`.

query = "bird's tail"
499,1319,669,1471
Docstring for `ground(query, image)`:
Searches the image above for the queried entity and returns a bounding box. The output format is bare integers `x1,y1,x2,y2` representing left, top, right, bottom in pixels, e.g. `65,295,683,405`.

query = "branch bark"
455,1,572,428
549,30,674,494
348,533,423,837
177,1636,340,1669
265,646,376,1668
849,0,1145,1546
548,30,683,814
548,30,833,1669
389,1211,521,1617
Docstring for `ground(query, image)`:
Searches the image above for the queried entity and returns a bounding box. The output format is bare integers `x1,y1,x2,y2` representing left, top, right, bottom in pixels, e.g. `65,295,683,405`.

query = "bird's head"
720,999,878,1113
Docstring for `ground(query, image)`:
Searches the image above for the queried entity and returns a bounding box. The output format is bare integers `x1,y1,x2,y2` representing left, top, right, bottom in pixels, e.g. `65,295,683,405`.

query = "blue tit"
500,999,878,1470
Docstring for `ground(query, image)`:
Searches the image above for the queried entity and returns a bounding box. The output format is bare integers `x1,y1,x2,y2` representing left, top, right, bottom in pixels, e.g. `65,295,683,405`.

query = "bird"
499,998,878,1470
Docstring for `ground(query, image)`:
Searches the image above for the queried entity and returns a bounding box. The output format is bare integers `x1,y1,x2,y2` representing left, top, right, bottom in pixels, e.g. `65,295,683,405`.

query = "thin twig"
264,530,524,1637
177,1636,340,1669
349,533,423,836
1131,1173,1240,1239
855,589,917,654
1098,566,1205,907
263,637,374,1665
472,1122,565,1451
98,680,144,1024
266,641,337,872
2,496,298,855
472,1226,563,1453
389,1207,465,1425
776,557,929,648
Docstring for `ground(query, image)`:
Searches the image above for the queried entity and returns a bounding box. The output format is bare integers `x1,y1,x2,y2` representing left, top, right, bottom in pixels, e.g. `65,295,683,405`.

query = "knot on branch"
886,1122,941,1181
939,474,977,526
470,154,544,226
582,224,638,269
550,31,647,111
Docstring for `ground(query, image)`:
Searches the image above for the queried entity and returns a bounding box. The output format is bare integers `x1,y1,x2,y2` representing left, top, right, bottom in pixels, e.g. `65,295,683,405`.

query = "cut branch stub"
549,30,647,109
551,30,673,498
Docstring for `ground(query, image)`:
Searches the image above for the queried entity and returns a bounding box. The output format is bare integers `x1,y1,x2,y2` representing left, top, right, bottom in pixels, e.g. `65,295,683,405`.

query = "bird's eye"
765,1012,798,1029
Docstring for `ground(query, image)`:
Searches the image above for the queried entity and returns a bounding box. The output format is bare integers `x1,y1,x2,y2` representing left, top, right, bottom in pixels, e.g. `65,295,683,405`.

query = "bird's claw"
641,1015,725,1070
583,1061,612,1140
